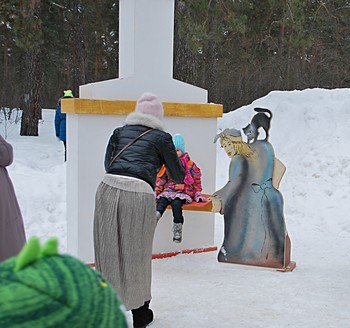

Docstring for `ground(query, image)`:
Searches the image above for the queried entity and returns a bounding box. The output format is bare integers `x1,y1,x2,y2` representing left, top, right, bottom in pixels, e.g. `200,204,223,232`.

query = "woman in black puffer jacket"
94,92,185,328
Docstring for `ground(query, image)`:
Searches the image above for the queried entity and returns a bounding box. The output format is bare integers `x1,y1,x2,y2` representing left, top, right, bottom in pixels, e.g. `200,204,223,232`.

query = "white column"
119,0,174,79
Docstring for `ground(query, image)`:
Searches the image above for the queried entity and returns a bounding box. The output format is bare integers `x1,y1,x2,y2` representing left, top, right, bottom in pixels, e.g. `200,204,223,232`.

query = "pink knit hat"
135,92,164,120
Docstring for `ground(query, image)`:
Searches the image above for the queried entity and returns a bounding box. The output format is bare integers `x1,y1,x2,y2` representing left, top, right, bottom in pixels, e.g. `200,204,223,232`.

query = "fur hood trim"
124,112,165,131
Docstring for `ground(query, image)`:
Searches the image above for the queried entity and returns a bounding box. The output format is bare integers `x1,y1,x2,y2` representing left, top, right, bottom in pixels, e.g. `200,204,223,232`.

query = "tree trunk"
20,51,41,136
1,25,9,106
72,0,85,97
94,4,103,81
205,0,218,103
19,0,42,136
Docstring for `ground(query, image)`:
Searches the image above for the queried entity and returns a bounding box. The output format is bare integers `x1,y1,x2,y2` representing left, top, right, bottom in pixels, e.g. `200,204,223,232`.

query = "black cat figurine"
243,107,273,143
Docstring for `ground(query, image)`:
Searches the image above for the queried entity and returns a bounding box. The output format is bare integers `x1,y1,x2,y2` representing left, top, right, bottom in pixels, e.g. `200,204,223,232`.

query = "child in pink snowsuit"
156,134,206,242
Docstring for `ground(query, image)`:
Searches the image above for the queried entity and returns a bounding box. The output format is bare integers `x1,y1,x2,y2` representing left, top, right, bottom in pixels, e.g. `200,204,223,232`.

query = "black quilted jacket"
105,112,185,189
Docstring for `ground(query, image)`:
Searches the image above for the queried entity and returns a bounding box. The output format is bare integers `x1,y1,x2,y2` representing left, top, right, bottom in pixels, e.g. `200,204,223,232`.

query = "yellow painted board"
61,98,223,118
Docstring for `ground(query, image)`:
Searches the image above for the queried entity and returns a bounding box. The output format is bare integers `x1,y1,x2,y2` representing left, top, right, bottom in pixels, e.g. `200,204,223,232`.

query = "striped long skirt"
93,174,157,311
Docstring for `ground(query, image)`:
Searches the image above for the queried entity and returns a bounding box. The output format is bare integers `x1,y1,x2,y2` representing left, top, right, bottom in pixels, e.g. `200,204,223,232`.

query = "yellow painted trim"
61,98,223,118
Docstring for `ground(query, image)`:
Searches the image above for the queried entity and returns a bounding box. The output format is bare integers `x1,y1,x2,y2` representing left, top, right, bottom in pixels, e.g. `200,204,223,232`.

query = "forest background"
0,0,349,135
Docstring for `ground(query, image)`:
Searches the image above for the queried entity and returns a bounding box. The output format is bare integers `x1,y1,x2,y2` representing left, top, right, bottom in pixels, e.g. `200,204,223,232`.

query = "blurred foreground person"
0,134,26,262
0,237,127,327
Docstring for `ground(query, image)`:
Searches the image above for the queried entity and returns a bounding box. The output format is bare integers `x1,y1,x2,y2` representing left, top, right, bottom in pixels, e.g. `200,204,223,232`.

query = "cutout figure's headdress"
214,128,242,143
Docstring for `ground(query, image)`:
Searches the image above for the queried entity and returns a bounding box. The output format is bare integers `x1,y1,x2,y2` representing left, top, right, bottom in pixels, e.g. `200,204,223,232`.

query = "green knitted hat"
0,237,127,328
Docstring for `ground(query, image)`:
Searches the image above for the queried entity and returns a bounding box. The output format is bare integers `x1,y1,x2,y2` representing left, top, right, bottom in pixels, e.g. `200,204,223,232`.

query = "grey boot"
173,223,183,243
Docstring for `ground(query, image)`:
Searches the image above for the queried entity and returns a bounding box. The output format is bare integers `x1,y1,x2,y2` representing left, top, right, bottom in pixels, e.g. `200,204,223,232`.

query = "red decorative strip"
87,246,218,267
152,246,217,259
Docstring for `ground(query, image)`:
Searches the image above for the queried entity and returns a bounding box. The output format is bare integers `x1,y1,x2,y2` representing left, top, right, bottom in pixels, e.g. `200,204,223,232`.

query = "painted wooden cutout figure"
212,124,294,270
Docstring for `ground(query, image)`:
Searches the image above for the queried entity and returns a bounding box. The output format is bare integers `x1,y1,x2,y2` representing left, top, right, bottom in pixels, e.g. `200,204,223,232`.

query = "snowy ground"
3,88,350,327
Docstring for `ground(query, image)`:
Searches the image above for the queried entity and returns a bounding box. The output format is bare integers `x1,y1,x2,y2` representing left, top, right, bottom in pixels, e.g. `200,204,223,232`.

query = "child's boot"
173,223,183,243
156,211,162,223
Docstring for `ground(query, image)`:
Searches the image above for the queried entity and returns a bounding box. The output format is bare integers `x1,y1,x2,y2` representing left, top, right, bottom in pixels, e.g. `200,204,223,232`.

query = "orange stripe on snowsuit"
157,164,166,177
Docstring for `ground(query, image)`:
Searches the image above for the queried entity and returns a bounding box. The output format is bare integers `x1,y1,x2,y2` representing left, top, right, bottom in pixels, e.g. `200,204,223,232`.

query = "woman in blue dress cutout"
212,128,289,269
